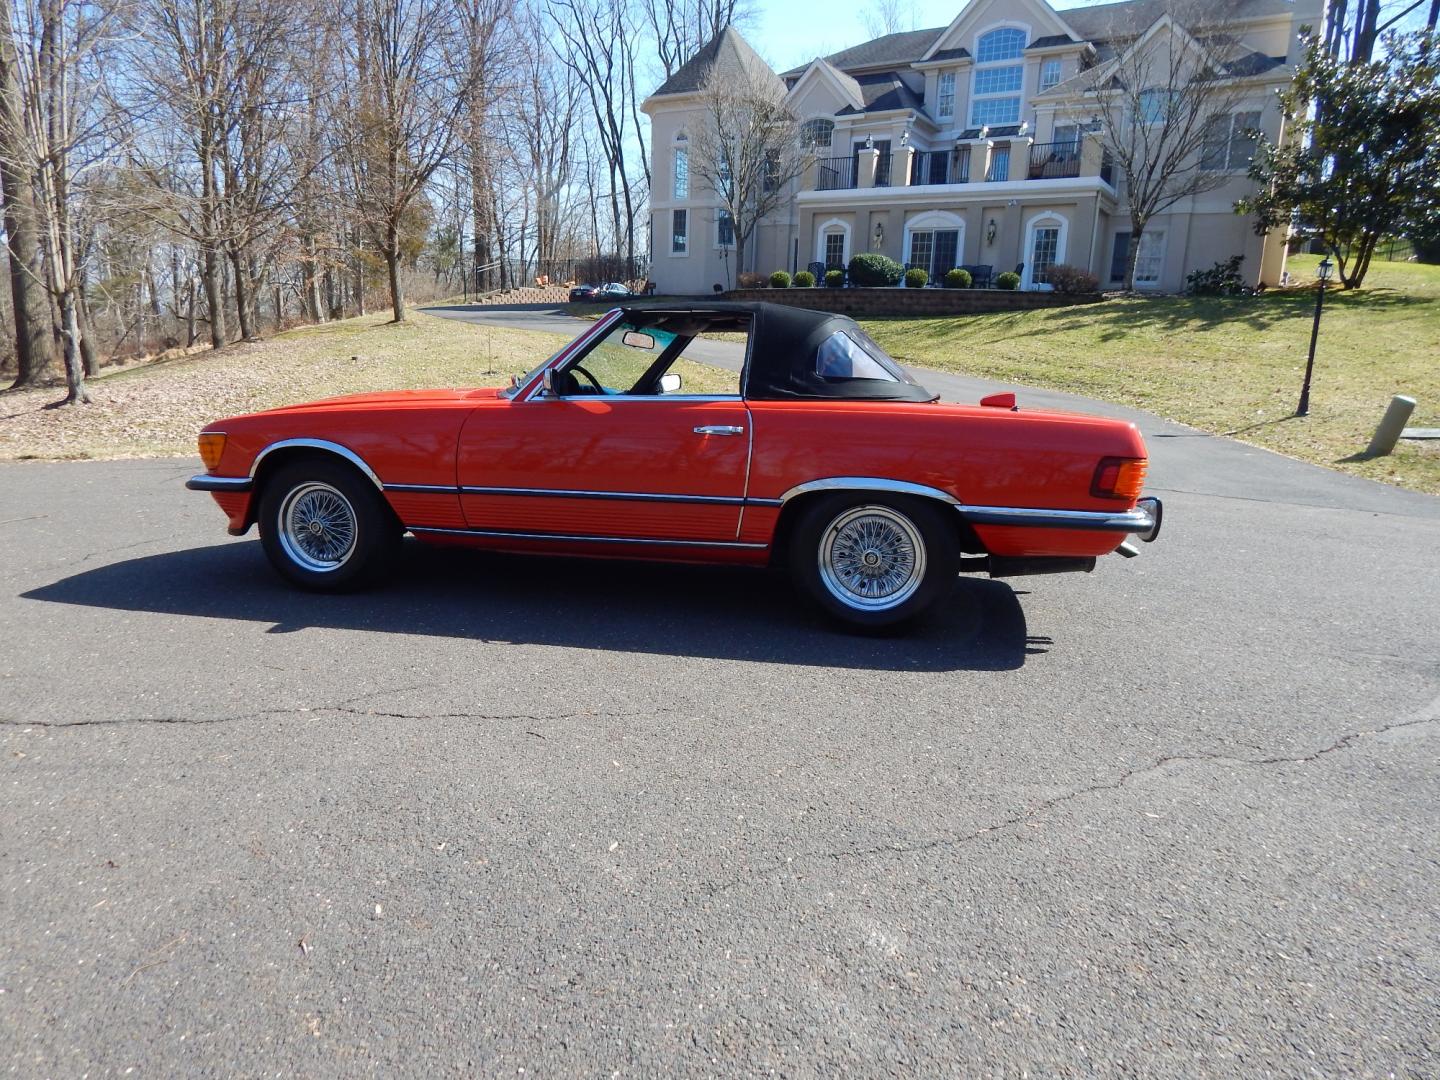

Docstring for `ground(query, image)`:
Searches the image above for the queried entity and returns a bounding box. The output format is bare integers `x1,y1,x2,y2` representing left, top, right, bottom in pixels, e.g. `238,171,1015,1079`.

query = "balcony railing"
802,140,1112,192
1027,140,1082,180
909,148,971,186
814,155,855,190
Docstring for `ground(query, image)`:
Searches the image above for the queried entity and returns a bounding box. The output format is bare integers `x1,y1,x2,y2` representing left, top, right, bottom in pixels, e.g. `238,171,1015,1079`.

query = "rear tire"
258,459,401,590
788,493,959,630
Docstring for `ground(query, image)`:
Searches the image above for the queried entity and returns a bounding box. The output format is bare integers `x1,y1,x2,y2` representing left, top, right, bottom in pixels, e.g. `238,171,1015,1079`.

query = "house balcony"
801,138,1116,194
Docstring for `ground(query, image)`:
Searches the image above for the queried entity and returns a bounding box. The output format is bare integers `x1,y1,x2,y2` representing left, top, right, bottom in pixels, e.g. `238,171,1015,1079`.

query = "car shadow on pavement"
22,539,1033,672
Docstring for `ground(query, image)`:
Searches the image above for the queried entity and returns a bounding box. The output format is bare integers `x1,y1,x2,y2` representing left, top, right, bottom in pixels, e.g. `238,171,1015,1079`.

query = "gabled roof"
650,26,786,98
920,0,1084,63
780,27,945,77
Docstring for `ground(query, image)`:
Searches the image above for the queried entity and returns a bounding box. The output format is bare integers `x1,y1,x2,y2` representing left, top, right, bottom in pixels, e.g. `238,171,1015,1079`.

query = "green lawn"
862,256,1440,494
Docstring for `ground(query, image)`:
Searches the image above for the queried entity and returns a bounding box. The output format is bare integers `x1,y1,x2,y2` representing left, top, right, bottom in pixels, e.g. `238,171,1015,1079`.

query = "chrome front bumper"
958,496,1163,541
186,475,253,492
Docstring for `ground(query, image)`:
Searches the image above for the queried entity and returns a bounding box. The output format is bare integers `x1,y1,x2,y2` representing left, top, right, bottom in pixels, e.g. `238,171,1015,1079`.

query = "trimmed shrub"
905,267,928,288
825,269,844,287
944,267,972,289
1045,264,1100,294
736,271,766,289
1186,254,1246,295
769,270,791,289
793,270,816,288
847,251,904,287
995,271,1021,290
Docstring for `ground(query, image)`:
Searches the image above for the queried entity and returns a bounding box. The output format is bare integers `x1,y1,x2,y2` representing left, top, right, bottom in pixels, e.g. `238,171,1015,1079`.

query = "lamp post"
1296,256,1333,417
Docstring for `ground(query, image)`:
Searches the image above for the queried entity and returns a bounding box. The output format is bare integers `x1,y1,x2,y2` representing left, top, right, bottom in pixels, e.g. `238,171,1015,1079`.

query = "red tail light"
1092,456,1148,500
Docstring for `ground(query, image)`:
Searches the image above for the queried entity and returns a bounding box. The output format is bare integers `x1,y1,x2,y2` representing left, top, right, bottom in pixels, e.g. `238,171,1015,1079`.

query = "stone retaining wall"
722,287,1102,316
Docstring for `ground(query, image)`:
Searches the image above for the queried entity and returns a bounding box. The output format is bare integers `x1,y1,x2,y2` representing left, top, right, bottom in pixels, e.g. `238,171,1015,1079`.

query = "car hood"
258,387,504,413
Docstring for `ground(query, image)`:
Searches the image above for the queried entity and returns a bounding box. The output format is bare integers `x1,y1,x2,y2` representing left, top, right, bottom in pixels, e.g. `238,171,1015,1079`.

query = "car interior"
550,311,751,397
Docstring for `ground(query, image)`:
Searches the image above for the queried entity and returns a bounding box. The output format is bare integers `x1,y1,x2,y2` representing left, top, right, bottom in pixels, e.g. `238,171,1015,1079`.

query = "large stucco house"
640,0,1321,294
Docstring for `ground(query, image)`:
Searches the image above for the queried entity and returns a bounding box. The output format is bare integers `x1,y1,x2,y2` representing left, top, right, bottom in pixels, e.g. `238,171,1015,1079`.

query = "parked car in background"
568,283,600,302
186,302,1161,630
595,282,634,299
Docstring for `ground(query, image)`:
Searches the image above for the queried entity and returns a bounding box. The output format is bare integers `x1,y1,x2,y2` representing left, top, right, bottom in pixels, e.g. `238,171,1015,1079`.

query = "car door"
455,396,751,542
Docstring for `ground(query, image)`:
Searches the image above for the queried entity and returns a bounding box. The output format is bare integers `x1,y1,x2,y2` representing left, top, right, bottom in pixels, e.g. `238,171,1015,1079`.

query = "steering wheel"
569,364,604,394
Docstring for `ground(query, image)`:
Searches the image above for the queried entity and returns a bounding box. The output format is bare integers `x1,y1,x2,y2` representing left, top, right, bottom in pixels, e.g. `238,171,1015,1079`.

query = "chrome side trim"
458,484,749,506
186,475,253,492
383,483,460,494
410,526,767,549
777,477,962,505
249,438,384,491
956,502,1159,533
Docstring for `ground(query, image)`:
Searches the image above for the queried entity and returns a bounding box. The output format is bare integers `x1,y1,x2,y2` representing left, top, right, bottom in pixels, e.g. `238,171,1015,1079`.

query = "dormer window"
971,27,1026,127
1040,58,1062,90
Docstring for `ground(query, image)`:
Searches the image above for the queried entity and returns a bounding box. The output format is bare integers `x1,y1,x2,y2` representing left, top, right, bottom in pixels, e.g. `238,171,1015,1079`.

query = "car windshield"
503,343,572,399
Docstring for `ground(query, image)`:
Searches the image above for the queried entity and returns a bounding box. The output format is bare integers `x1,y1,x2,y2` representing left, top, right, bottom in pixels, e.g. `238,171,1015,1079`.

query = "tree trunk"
385,228,404,322
185,278,197,346
201,245,228,348
229,249,255,340
76,289,99,375
57,289,89,404
1123,220,1147,292
0,0,57,388
1,172,57,387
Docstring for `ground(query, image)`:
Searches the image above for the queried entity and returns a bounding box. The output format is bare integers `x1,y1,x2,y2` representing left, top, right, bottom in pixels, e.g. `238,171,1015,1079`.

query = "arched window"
904,211,965,281
800,118,834,149
971,27,1027,128
976,27,1026,62
1023,212,1069,290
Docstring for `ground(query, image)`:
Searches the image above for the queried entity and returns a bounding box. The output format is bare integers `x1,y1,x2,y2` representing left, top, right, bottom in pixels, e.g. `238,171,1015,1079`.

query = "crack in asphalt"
703,713,1440,893
0,704,649,730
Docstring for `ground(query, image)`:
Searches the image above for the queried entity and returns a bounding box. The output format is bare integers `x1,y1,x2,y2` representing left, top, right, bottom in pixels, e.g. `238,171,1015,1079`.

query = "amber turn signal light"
1091,456,1148,500
198,432,227,471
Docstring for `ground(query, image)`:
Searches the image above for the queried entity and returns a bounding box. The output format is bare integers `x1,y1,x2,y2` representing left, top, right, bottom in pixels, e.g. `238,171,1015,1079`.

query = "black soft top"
616,301,935,403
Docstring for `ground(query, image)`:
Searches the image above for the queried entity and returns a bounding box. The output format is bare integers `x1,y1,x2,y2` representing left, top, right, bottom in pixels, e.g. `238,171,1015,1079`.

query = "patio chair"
968,264,994,289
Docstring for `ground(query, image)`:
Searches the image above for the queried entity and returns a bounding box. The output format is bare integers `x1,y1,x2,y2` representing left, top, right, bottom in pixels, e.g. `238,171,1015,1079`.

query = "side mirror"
658,372,682,394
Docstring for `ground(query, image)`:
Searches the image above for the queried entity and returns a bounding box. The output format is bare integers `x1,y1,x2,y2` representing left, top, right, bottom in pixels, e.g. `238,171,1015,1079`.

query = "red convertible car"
187,303,1160,628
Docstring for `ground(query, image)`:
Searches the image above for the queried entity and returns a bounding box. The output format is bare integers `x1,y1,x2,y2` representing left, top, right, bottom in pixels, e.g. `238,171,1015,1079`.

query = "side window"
816,331,899,381
562,322,744,397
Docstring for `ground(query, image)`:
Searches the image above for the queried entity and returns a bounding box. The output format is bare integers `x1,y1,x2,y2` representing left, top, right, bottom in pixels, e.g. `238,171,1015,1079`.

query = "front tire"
789,494,958,630
258,459,401,590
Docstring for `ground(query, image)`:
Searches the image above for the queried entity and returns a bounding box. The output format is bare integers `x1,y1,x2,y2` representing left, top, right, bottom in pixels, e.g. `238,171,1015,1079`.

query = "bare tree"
336,0,468,322
6,0,123,403
548,0,646,273
643,0,749,79
0,0,55,388
860,0,914,39
687,63,807,286
1083,9,1250,289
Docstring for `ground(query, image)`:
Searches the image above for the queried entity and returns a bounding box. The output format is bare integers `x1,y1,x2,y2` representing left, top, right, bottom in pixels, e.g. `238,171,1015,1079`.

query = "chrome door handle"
693,425,744,436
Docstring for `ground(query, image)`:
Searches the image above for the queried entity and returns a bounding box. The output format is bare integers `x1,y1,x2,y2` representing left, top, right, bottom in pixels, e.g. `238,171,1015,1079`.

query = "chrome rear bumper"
958,496,1162,540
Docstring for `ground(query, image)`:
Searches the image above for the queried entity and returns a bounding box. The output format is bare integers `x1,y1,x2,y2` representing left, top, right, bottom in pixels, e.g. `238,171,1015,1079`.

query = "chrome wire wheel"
817,504,927,612
277,481,358,573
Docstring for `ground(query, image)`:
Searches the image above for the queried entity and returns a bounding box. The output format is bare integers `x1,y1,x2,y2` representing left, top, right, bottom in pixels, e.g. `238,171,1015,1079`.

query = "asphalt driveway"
2,318,1438,1075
